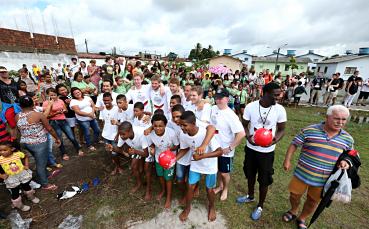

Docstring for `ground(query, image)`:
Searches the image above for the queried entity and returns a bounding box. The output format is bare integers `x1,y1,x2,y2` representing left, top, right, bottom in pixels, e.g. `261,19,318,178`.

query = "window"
317,66,321,72
344,67,357,74
313,59,319,62
285,65,290,71
244,57,248,61
324,66,328,74
276,65,280,71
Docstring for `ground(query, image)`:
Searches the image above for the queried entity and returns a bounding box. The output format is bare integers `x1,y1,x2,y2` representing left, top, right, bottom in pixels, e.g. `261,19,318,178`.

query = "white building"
231,50,254,66
317,54,369,80
296,50,325,72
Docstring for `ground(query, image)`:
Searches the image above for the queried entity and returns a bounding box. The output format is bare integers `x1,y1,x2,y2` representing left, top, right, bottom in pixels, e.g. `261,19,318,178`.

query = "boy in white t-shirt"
133,102,151,129
116,94,134,124
99,92,123,175
210,89,245,201
106,122,149,195
147,114,179,209
176,111,222,222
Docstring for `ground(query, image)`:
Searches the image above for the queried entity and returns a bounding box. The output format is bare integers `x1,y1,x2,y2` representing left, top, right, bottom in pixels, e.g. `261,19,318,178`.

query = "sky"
1,0,369,58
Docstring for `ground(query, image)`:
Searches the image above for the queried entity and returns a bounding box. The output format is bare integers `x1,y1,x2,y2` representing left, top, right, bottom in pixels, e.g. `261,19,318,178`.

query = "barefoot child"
176,111,222,222
0,141,40,211
99,92,122,175
133,102,151,128
106,122,149,195
116,94,134,124
147,114,179,208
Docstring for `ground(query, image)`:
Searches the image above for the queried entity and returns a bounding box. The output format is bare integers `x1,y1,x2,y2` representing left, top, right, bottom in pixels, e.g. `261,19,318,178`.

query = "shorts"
288,176,323,202
188,170,217,189
131,154,142,160
176,163,190,182
358,91,369,100
329,90,339,98
155,161,174,181
240,103,246,109
243,145,274,186
104,139,117,156
218,156,233,173
293,96,301,103
4,169,33,189
66,117,77,128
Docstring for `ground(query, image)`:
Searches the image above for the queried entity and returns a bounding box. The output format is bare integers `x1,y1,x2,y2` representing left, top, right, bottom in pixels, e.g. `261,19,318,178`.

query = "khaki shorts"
288,176,323,202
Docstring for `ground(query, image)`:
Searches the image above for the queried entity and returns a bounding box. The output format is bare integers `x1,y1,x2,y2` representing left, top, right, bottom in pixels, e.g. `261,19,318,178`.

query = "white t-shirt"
148,127,179,162
243,101,287,153
96,91,118,108
133,116,151,129
117,126,148,151
99,105,119,140
210,105,244,157
70,97,94,121
180,126,221,174
150,88,168,113
167,120,182,143
187,103,211,123
117,104,134,123
182,99,193,111
125,85,151,112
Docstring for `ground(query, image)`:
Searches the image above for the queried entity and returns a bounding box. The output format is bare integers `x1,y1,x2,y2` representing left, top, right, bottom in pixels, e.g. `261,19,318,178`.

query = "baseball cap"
215,88,230,99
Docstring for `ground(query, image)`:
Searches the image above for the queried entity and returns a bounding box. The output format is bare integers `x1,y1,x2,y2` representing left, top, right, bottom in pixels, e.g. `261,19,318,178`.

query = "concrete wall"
0,51,74,71
253,61,308,76
232,53,253,66
317,57,369,80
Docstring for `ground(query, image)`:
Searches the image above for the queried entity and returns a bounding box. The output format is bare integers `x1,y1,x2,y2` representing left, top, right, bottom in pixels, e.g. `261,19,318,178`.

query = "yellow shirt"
0,152,25,175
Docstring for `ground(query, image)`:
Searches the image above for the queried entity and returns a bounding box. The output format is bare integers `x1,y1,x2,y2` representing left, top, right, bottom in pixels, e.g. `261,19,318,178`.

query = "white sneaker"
30,181,41,189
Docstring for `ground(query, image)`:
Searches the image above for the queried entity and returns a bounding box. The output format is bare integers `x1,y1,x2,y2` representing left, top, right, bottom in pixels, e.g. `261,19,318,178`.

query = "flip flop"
282,211,297,222
296,218,307,229
48,169,62,179
63,154,70,161
42,184,58,191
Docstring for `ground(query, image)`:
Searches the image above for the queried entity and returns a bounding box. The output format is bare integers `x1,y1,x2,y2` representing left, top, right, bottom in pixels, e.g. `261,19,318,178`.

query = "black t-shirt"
348,82,359,95
345,75,356,91
0,79,19,103
312,77,326,90
329,78,341,92
59,95,75,118
102,64,114,78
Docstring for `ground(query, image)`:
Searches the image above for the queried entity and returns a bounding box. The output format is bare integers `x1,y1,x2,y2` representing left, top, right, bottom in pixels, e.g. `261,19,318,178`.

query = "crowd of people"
0,56,362,228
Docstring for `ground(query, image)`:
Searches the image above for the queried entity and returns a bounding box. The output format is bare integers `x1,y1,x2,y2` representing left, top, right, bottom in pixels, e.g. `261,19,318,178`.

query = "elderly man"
282,105,354,229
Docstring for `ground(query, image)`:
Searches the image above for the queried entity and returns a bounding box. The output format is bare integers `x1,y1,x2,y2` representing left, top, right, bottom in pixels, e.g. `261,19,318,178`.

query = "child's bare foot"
178,196,186,205
130,184,141,193
214,186,222,195
179,208,190,222
164,198,171,209
144,192,152,201
156,191,164,201
220,189,228,201
208,206,216,222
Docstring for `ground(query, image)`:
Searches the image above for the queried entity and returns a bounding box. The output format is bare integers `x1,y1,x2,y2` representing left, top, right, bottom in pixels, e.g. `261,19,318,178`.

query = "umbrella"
308,169,345,228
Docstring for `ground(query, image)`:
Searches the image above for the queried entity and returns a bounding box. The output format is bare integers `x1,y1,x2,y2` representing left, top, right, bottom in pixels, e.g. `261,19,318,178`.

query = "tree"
188,43,220,60
289,57,299,75
167,52,178,61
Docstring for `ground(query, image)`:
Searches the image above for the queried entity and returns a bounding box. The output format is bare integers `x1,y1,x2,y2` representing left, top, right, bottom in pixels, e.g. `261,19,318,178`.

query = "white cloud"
1,0,369,57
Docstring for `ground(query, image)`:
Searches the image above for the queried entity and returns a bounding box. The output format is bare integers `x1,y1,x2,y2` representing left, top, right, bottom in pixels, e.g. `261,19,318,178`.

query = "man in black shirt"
324,73,341,106
309,72,326,105
342,70,359,104
101,56,114,83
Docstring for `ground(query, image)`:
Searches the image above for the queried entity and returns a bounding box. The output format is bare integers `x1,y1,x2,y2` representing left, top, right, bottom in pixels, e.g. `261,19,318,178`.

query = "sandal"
282,211,297,222
78,150,85,156
63,154,70,161
296,218,307,229
89,146,96,152
42,184,58,191
55,163,63,168
48,169,61,179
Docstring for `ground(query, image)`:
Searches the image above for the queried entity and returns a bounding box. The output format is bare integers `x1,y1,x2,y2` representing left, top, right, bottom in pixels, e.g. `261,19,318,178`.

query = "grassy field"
0,106,367,228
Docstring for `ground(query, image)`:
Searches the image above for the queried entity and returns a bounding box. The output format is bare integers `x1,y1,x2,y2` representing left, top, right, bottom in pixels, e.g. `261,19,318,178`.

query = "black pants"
9,181,32,200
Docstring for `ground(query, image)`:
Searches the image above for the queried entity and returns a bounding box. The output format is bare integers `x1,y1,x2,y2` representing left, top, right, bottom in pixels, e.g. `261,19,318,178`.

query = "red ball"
253,128,273,147
158,150,176,169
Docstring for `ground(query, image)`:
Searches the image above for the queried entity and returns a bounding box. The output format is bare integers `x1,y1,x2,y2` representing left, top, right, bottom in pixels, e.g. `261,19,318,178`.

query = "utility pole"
274,47,280,75
85,39,89,53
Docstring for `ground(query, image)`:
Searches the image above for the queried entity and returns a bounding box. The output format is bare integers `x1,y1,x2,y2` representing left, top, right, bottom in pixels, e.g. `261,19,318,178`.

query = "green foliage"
167,52,178,61
8,70,19,78
188,43,219,60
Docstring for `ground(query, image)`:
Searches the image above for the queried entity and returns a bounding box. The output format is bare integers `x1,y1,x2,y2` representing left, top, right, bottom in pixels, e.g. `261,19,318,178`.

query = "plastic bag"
324,169,352,203
8,210,32,229
58,215,83,229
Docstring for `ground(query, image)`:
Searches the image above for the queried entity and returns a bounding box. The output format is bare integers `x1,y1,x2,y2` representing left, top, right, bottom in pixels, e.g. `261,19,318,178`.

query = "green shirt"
114,85,127,94
84,82,96,96
201,79,212,90
71,81,87,90
223,80,231,87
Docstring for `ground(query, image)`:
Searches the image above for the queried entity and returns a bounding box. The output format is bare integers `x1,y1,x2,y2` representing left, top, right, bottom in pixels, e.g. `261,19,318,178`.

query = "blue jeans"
50,119,81,155
77,119,100,147
47,134,57,166
23,141,49,186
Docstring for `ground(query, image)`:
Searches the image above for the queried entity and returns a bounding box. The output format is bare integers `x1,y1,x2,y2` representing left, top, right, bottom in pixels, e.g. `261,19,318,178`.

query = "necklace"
259,102,272,128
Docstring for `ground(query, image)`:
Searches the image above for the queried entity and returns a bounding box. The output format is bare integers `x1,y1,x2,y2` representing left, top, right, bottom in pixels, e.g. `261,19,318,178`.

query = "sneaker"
29,181,41,189
251,206,263,221
236,195,255,204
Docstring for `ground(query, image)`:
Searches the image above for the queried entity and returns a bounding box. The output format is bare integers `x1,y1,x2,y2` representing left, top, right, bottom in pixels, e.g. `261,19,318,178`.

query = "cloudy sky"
1,0,369,57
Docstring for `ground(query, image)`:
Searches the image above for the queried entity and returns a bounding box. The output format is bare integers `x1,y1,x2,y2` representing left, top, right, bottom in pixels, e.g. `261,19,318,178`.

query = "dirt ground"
0,139,227,229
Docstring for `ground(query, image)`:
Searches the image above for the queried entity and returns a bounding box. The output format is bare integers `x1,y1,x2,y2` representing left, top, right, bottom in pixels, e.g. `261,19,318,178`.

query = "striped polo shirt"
292,123,354,187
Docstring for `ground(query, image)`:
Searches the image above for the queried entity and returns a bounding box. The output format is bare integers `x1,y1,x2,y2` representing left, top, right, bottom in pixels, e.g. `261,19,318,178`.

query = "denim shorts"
176,163,190,182
104,139,117,156
188,170,217,189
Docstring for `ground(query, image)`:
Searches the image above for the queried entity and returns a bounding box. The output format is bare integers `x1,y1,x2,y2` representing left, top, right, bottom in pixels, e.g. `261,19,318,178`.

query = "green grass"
217,107,369,229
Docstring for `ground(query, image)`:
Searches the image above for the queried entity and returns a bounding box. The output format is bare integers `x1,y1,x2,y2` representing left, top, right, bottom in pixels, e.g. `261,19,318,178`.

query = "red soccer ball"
158,150,176,169
253,128,273,147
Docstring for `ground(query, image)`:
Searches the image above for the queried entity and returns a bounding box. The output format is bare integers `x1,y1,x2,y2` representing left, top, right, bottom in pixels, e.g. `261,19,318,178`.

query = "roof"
317,54,369,64
264,53,287,57
0,28,76,55
253,56,312,63
296,53,325,58
210,55,242,63
78,53,106,59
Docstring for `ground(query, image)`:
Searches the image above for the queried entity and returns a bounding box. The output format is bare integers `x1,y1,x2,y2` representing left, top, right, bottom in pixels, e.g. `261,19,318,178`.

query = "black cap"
215,88,230,99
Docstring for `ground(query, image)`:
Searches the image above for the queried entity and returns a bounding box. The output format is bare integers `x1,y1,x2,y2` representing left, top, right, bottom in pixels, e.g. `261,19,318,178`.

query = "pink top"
42,99,66,120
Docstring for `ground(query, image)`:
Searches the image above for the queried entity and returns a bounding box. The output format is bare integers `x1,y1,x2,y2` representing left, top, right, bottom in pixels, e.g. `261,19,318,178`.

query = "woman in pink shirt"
42,88,83,161
87,60,100,89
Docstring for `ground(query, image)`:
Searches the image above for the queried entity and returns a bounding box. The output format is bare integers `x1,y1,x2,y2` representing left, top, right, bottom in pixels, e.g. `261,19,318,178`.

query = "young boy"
99,92,123,175
116,94,134,124
114,77,127,94
293,81,307,108
176,111,223,222
106,122,149,194
133,102,150,129
147,114,179,208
